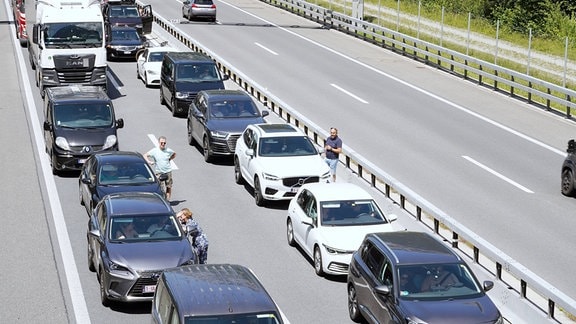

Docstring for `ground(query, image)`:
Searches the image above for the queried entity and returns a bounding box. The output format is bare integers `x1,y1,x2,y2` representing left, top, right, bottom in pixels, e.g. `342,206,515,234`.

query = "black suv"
347,231,502,324
152,264,285,323
561,139,576,196
43,86,124,175
160,52,228,117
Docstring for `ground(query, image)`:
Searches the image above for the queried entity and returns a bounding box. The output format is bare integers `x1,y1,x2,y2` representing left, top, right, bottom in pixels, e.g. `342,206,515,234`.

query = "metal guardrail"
261,0,576,119
143,2,576,321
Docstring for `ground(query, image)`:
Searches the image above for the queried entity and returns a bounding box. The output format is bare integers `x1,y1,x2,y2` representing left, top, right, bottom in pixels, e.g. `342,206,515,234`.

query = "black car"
561,139,576,196
152,264,285,323
347,231,502,324
43,86,124,175
102,3,153,35
87,192,197,306
105,25,145,60
78,151,164,214
187,90,269,162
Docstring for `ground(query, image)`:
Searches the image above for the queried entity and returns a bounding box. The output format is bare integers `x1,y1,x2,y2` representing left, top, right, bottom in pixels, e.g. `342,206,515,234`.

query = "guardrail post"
494,70,498,90
416,206,422,221
567,94,571,119
496,262,502,279
549,299,555,319
464,60,468,79
479,65,483,86
521,279,527,298
528,81,532,103
451,232,458,248
511,76,515,96
547,88,552,111
433,218,439,233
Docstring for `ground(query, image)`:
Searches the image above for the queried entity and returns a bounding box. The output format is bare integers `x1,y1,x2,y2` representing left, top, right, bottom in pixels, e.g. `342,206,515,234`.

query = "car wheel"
234,157,244,185
348,284,363,322
160,89,166,105
51,153,59,175
561,169,575,196
287,218,296,246
29,49,36,70
203,137,212,163
99,270,110,307
87,242,95,272
79,186,84,206
314,246,324,276
171,98,178,117
254,177,265,206
144,73,150,88
187,122,196,146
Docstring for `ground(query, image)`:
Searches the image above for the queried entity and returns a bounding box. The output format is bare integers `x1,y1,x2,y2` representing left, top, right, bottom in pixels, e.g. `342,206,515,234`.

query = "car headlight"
322,243,349,254
108,261,131,275
405,316,428,324
176,92,187,99
180,258,196,266
55,136,70,150
102,135,117,150
262,172,280,181
146,69,158,75
210,130,228,138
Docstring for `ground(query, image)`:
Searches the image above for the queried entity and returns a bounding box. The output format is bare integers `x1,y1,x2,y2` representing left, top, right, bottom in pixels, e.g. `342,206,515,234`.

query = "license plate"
144,285,156,293
290,187,298,193
124,51,132,54
78,159,87,164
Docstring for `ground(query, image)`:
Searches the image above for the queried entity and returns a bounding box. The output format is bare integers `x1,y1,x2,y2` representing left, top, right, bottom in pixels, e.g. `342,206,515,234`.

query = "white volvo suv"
234,123,331,206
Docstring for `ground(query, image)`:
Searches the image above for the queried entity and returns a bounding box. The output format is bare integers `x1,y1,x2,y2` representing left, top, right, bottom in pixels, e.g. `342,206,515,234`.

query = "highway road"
1,0,575,322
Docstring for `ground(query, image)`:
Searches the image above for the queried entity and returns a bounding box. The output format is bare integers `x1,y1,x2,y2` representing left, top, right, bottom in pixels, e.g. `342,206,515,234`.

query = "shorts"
158,171,173,189
325,158,338,175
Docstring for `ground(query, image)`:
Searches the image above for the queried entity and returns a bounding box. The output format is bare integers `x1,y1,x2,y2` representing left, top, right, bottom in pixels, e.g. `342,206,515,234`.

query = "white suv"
234,123,331,206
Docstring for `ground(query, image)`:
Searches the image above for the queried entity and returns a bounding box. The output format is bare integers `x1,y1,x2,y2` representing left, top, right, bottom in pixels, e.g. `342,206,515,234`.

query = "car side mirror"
158,173,168,181
301,218,313,226
387,214,398,223
222,74,230,81
43,121,52,131
374,285,391,296
88,228,101,239
245,148,254,158
317,145,325,154
483,280,494,292
261,110,269,117
81,177,92,185
116,118,124,128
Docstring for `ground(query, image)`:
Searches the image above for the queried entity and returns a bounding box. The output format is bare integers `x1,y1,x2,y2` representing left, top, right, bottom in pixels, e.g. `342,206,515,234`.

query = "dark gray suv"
561,139,576,196
347,231,502,324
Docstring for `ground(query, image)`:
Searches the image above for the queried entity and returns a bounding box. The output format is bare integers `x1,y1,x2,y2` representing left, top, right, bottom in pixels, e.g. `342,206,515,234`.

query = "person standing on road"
177,208,209,264
146,136,176,201
324,127,342,182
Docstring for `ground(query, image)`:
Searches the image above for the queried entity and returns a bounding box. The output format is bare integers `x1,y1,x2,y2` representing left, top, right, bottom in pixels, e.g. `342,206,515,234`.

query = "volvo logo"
83,146,92,153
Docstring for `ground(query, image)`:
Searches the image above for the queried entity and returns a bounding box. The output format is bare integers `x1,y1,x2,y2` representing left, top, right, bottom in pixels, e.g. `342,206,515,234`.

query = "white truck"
26,0,107,96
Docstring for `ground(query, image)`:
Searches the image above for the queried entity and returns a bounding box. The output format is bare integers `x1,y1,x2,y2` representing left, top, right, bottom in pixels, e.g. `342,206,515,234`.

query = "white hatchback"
136,46,181,87
234,123,331,206
287,182,398,276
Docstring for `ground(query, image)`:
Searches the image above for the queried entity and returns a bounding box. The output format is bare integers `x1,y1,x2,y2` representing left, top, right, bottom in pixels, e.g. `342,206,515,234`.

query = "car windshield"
110,6,139,18
149,51,168,62
99,162,156,185
209,100,259,118
184,312,281,324
177,64,219,82
396,263,483,300
258,136,317,157
54,104,113,128
111,29,140,41
320,200,387,226
110,215,182,241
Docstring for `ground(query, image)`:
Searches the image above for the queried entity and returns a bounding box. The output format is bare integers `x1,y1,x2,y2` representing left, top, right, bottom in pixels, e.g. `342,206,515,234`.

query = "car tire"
254,177,265,206
234,157,244,185
99,270,111,307
171,98,178,117
348,284,363,323
79,187,85,206
144,74,150,88
51,153,59,175
314,246,324,276
287,218,296,247
29,48,36,70
561,169,575,196
87,243,95,272
203,137,212,163
160,88,166,106
187,122,196,146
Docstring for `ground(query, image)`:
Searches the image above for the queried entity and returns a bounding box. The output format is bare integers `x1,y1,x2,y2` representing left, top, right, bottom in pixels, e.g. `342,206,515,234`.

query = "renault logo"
83,146,92,153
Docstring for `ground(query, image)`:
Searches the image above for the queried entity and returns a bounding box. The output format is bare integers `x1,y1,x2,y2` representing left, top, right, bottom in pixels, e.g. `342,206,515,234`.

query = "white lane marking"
147,134,179,170
330,83,369,104
221,0,566,157
255,42,279,55
8,4,92,323
462,155,534,193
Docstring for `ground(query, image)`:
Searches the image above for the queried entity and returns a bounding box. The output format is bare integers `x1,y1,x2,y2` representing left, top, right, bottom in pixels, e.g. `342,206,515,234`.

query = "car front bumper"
103,269,162,303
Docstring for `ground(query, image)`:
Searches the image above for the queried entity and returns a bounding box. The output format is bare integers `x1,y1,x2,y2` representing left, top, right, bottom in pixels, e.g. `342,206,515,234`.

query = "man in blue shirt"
146,136,176,201
324,127,342,182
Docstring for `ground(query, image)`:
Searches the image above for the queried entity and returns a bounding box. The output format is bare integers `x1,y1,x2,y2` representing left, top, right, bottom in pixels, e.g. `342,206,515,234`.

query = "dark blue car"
79,151,164,214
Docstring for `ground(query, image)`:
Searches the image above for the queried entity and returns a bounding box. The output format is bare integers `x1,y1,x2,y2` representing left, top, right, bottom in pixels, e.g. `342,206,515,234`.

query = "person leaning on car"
324,127,342,182
177,208,209,264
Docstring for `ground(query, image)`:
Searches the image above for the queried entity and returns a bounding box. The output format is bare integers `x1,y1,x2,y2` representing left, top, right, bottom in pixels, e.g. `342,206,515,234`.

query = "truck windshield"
44,22,103,48
54,104,113,128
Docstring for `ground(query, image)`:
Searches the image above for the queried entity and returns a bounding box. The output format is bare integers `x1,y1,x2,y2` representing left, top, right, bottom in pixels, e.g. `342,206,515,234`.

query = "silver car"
87,192,197,306
181,0,216,22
